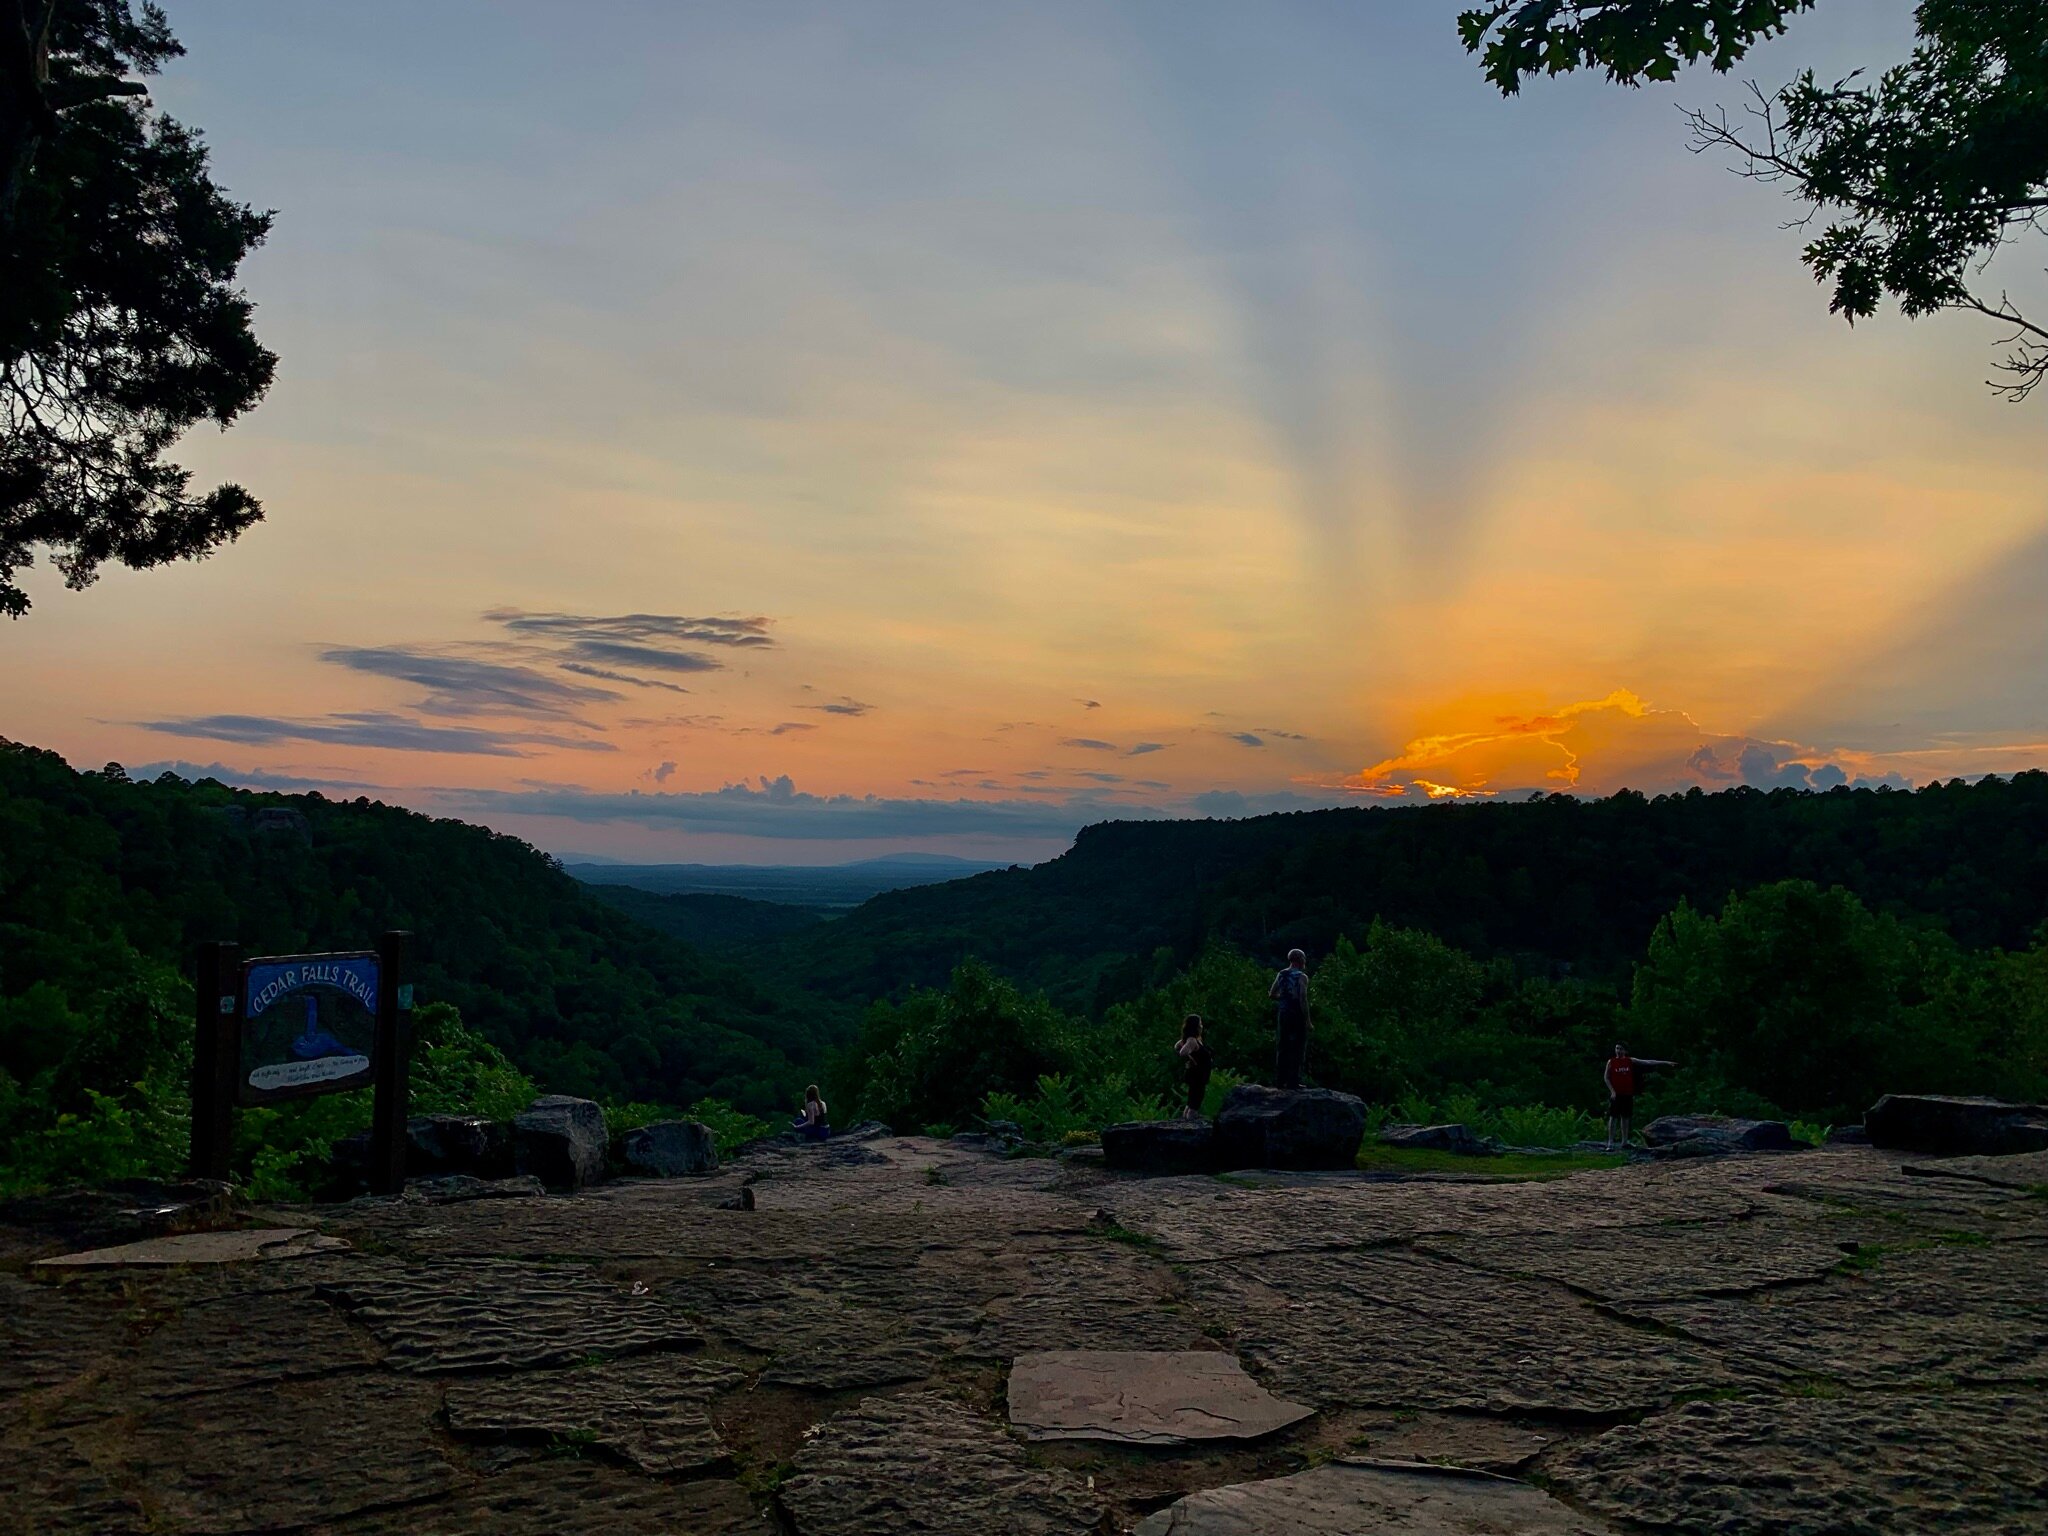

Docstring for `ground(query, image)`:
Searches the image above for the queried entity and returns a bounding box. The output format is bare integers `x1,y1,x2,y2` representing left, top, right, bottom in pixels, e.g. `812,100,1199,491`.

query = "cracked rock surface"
1008,1349,1313,1444
2,1136,2044,1535
780,1391,1105,1536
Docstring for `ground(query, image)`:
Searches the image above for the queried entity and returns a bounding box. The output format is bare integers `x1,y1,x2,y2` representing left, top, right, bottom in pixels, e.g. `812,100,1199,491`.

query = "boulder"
1826,1124,1871,1146
406,1115,515,1179
1864,1094,2048,1157
1378,1122,1497,1156
1642,1115,1795,1156
1101,1119,1216,1175
514,1095,609,1191
1213,1086,1368,1171
622,1120,720,1177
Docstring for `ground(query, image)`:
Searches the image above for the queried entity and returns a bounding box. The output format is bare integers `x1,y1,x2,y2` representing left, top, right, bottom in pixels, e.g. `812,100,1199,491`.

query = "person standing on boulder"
1268,950,1312,1089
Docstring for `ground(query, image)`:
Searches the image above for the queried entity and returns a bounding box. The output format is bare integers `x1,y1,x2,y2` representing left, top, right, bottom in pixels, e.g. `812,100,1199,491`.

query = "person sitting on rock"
1174,1014,1213,1119
1268,949,1312,1089
792,1085,830,1142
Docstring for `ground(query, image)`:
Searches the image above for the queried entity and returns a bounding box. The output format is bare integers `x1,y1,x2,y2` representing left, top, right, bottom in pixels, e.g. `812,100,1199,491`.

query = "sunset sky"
6,1,2046,863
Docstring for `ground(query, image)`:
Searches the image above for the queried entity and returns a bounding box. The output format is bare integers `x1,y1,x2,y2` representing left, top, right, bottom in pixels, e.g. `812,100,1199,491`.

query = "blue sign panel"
238,952,379,1104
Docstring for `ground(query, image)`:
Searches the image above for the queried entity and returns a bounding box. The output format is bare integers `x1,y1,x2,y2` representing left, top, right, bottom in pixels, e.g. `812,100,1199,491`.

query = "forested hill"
0,741,815,1110
768,775,2048,1014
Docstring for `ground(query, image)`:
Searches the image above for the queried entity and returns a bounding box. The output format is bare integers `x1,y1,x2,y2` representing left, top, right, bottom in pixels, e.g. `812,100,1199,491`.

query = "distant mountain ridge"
568,854,1009,909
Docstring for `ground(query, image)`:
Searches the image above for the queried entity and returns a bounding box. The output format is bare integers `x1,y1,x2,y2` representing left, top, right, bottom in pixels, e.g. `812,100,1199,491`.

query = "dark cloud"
623,714,723,729
801,698,874,717
1076,771,1124,784
1686,744,1736,781
559,662,691,693
651,760,678,784
482,607,771,679
1687,740,1908,793
1258,727,1309,741
1133,779,1172,790
768,722,817,736
561,639,726,675
486,608,773,648
1125,742,1168,756
322,646,616,720
1225,732,1265,748
1077,699,1101,710
142,712,615,758
1060,738,1118,751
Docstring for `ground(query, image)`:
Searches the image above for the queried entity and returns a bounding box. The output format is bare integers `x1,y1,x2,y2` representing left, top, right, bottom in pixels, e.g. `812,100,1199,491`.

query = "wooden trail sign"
190,931,413,1195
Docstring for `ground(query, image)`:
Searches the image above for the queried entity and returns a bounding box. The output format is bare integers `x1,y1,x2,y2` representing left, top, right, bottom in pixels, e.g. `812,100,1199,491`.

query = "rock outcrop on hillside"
3,1133,2044,1534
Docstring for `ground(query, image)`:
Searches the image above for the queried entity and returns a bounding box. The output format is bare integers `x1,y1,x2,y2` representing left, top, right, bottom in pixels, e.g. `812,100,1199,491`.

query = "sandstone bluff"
3,1134,2045,1534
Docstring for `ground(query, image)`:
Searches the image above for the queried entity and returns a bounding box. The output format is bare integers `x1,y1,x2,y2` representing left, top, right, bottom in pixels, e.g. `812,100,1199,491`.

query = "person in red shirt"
1604,1044,1640,1149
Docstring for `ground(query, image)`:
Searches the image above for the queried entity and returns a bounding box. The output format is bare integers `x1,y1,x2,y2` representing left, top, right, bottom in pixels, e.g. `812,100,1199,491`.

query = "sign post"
369,930,413,1196
189,930,415,1192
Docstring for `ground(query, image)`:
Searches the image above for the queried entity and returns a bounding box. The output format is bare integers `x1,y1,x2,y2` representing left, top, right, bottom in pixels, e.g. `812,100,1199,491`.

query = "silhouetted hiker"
1175,1014,1213,1118
1268,949,1311,1089
793,1084,830,1142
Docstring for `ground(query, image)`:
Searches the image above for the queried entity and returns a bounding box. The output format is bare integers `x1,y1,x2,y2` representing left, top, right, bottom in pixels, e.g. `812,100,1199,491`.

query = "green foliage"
1458,0,1813,91
0,741,821,1115
839,959,1083,1132
2,1,278,616
677,1097,774,1156
979,1072,1170,1144
1630,880,2035,1122
411,1003,537,1122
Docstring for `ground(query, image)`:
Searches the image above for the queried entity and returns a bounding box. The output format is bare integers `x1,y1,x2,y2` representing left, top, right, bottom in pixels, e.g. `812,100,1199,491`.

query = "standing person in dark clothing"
1268,949,1311,1089
1175,1014,1213,1118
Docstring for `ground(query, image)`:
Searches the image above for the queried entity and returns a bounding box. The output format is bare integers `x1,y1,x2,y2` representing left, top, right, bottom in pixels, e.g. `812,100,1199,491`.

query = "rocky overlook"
3,1135,2045,1534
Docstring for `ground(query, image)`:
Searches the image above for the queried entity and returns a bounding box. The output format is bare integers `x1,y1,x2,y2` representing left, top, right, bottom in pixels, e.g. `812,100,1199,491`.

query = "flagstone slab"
1130,1460,1617,1535
31,1227,350,1269
444,1355,744,1474
314,1260,702,1373
1007,1349,1312,1445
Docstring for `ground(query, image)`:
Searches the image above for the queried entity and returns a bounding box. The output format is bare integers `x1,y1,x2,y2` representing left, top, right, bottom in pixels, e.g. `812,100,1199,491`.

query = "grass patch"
1355,1146,1626,1180
1836,1228,1993,1275
543,1427,601,1459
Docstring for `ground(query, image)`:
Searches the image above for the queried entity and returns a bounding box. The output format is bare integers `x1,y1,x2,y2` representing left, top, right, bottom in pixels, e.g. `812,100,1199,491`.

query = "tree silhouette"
1460,1,2048,400
1,1,275,617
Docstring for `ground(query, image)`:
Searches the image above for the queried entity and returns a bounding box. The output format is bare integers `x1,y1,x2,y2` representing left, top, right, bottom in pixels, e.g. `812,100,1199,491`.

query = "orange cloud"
1342,689,1935,801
